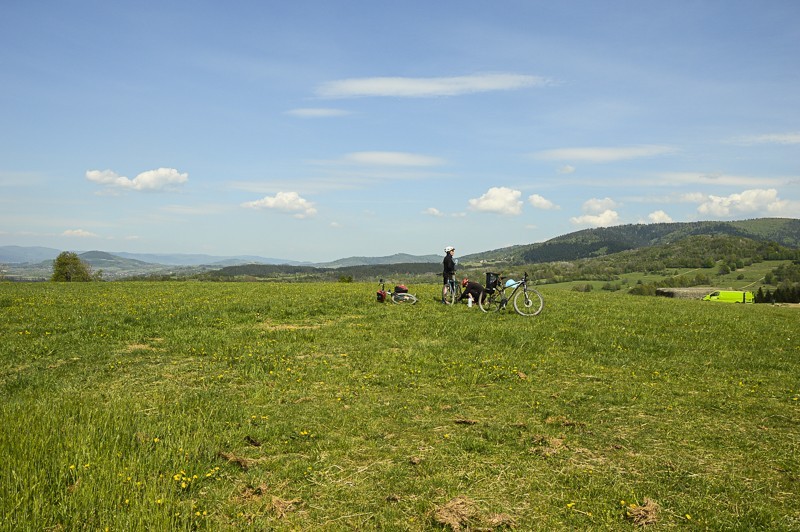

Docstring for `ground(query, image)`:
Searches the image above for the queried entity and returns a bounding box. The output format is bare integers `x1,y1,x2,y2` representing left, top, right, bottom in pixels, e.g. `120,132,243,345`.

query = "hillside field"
1,282,798,530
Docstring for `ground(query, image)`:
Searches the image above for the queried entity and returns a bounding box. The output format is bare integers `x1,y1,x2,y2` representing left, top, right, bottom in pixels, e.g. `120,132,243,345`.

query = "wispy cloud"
316,73,551,98
285,108,350,118
583,197,619,212
241,191,317,218
558,165,576,174
63,229,99,238
658,172,785,187
341,151,445,167
86,168,189,192
468,187,523,215
534,145,675,163
730,132,800,145
160,204,230,215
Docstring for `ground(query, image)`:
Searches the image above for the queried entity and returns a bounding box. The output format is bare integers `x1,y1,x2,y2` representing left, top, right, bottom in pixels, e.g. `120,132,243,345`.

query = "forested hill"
464,218,800,266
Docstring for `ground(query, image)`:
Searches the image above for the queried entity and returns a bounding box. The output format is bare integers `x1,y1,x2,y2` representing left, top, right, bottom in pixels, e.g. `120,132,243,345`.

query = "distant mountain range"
0,246,308,267
0,247,442,280
315,253,440,268
2,218,798,280
461,217,800,266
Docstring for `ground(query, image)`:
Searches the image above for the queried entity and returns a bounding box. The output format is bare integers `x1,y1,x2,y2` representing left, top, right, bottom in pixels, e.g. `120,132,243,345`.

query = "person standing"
442,246,456,303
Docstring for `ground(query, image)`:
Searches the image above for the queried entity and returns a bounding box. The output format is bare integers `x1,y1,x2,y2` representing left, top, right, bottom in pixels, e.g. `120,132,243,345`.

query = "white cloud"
63,229,98,238
648,210,674,223
570,196,621,227
161,204,229,215
241,191,317,218
570,210,621,227
468,187,523,215
731,132,800,145
692,188,793,217
528,194,559,210
423,207,444,217
534,145,675,163
286,108,350,118
316,73,550,98
680,192,707,203
660,171,784,187
558,165,576,174
86,168,188,191
342,151,445,167
582,197,619,213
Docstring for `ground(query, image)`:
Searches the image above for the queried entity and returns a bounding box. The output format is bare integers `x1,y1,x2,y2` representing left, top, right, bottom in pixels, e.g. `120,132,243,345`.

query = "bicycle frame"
479,272,544,316
378,279,418,305
444,276,462,305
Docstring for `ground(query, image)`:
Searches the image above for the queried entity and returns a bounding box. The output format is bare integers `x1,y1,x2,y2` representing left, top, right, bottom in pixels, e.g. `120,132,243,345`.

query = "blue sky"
1,1,798,262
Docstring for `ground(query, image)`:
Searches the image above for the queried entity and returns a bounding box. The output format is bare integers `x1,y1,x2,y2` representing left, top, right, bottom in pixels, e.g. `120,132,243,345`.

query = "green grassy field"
1,281,798,530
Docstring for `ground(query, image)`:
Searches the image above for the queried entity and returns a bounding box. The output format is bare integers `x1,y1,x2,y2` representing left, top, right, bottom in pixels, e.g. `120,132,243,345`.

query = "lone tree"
51,251,94,282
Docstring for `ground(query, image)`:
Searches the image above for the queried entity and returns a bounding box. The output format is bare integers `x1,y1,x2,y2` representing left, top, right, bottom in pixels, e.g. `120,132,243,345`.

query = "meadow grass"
1,281,798,530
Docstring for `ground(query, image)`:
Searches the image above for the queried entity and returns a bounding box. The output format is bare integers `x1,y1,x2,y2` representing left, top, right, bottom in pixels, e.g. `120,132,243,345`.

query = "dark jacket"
442,253,456,279
460,281,485,303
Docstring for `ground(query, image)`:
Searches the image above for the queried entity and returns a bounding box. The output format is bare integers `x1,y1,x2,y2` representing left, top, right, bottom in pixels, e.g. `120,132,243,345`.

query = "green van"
702,290,754,303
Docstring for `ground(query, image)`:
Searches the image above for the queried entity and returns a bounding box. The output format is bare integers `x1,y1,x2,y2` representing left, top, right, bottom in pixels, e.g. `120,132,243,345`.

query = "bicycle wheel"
478,290,502,312
392,293,417,305
444,281,458,305
513,288,544,316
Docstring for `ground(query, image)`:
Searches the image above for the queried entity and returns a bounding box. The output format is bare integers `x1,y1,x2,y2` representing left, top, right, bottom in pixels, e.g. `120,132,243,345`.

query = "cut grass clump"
626,497,660,526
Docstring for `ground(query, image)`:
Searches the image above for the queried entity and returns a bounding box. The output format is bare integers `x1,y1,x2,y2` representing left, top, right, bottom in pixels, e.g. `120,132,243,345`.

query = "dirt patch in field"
530,435,567,457
123,338,164,352
258,320,321,331
270,496,302,519
238,483,270,502
432,496,516,530
234,484,302,519
626,498,660,526
218,451,257,471
433,496,478,531
545,415,586,428
124,343,157,352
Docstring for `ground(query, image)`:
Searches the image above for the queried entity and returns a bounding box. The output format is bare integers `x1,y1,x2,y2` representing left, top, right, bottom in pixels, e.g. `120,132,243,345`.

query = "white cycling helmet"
444,246,455,252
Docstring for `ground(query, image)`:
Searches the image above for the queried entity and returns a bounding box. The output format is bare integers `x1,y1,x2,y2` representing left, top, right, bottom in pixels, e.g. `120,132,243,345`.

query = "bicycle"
377,279,418,305
478,272,544,316
443,275,462,305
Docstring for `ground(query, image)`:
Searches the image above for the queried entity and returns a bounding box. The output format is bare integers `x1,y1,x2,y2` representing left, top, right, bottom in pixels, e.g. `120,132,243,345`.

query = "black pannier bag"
485,272,500,290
